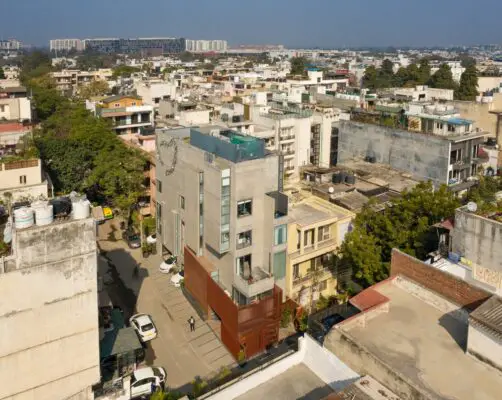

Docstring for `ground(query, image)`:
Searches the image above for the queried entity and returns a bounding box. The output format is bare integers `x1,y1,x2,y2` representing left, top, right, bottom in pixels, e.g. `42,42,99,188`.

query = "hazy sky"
2,0,501,48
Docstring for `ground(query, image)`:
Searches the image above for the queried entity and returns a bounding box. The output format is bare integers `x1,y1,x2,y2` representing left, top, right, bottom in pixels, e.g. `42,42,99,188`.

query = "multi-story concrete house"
339,108,487,191
0,213,100,399
285,194,354,309
88,95,154,137
155,126,287,358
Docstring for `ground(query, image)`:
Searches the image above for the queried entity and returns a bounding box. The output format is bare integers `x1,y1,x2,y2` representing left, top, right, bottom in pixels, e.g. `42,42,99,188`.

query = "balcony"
451,158,471,170
293,267,333,287
233,267,275,298
267,191,288,218
280,135,295,143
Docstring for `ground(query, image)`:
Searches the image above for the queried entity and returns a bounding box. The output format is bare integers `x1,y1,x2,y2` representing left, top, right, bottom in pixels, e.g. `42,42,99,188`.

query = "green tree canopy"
339,182,460,287
34,104,146,211
429,64,457,90
77,79,110,99
0,67,5,79
19,50,52,83
112,65,140,79
417,58,431,84
455,65,478,101
290,57,307,75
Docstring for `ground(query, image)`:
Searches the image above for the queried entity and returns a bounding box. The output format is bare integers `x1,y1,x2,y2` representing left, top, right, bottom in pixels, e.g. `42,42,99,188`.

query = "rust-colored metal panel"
207,276,239,334
184,247,209,316
221,322,240,358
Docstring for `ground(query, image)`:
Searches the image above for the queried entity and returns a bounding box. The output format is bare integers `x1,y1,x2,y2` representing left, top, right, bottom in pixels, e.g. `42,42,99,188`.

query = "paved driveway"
98,235,234,392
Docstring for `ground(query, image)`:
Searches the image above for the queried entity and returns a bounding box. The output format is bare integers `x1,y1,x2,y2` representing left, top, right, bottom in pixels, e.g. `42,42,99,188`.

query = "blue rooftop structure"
447,117,473,126
190,128,266,163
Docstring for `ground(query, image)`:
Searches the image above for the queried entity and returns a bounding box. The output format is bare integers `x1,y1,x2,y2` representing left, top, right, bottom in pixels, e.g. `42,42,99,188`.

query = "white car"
129,314,157,342
159,255,177,274
130,366,166,398
146,233,157,245
170,270,184,287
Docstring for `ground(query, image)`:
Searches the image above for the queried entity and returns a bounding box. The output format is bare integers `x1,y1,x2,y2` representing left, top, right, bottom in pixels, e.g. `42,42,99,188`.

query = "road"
97,223,234,393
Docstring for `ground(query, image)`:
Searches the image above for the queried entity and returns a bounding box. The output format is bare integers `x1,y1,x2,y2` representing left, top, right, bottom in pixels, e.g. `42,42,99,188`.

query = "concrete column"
299,229,304,256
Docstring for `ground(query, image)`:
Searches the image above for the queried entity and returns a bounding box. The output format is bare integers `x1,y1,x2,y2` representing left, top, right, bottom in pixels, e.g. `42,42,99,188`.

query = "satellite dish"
467,202,478,212
328,187,335,194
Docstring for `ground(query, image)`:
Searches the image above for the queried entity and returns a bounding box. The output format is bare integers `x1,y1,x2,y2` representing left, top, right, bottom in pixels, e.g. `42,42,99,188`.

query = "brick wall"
390,249,490,311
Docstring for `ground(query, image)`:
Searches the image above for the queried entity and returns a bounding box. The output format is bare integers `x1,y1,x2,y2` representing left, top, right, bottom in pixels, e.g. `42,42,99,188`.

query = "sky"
2,0,501,48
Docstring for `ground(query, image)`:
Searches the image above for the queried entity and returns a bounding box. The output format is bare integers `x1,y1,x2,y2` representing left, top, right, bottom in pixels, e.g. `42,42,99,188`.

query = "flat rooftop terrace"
235,363,333,400
326,281,502,400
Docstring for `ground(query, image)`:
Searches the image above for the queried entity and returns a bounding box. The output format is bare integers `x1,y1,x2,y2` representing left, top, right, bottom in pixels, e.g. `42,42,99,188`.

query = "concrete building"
156,126,287,358
50,38,85,52
392,85,454,102
83,38,186,55
286,194,354,308
430,61,465,83
0,158,51,202
0,39,22,53
186,40,228,53
89,95,154,137
0,97,31,122
51,69,113,94
251,104,312,180
0,215,100,399
324,249,502,400
338,114,486,190
158,99,210,126
134,81,177,110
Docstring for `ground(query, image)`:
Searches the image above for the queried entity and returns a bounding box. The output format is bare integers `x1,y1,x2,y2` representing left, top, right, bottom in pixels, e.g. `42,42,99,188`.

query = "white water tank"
14,207,34,229
72,199,91,220
33,204,54,226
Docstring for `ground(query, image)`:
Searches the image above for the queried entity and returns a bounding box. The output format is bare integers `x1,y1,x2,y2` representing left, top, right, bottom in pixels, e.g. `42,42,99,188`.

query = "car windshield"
180,270,184,277
141,323,154,332
129,234,140,241
167,256,176,263
151,234,156,239
152,367,163,378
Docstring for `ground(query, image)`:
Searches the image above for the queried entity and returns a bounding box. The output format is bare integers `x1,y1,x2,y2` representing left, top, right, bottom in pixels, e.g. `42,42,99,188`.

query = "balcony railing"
280,135,295,141
293,267,333,286
233,267,275,298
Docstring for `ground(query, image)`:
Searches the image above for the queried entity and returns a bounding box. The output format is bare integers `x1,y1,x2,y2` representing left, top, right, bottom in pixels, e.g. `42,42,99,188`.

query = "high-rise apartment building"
155,126,287,358
0,39,22,52
50,38,85,52
83,37,186,54
0,214,100,399
186,40,228,53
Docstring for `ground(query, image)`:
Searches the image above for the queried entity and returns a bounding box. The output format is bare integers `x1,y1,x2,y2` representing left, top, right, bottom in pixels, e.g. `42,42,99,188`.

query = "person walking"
188,316,195,332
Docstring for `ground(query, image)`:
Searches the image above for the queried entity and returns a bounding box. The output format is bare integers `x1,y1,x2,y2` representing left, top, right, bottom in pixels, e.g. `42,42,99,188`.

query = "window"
114,103,120,107
447,124,455,132
318,225,331,242
236,254,252,277
0,105,4,112
273,251,286,280
237,230,252,249
304,229,314,247
19,175,26,184
157,179,162,193
274,225,287,246
179,195,185,210
293,264,300,279
131,102,136,106
237,199,252,217
318,280,328,291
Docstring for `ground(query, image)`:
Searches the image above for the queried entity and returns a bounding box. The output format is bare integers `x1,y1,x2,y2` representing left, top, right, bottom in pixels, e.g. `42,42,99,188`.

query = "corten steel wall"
184,246,282,358
184,247,209,315
390,249,491,311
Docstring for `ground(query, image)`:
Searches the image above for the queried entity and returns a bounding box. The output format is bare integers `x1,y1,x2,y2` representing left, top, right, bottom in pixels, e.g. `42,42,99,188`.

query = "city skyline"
2,0,501,48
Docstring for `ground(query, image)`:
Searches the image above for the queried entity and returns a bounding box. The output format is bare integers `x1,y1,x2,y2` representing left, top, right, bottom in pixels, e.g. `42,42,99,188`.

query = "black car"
123,231,141,249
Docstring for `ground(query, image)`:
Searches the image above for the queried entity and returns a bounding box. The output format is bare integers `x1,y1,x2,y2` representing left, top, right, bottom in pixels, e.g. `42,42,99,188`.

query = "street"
97,222,235,393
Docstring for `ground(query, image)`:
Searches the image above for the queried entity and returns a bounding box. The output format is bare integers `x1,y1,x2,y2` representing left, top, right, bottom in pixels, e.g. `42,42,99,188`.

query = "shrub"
280,308,292,328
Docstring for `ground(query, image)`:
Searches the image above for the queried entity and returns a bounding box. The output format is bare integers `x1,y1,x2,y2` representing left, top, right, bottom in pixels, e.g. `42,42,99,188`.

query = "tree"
290,57,307,75
417,59,431,84
19,50,52,83
428,64,457,90
455,65,478,101
112,65,140,79
380,59,394,77
339,182,460,287
0,67,5,79
77,80,110,99
362,66,378,89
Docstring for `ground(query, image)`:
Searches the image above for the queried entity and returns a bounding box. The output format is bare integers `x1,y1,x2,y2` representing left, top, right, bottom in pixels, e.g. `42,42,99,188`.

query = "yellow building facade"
285,195,354,309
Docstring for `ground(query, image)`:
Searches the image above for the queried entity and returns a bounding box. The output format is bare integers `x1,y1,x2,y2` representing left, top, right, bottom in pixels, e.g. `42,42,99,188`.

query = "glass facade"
273,251,286,279
84,38,186,54
220,169,230,252
274,225,287,246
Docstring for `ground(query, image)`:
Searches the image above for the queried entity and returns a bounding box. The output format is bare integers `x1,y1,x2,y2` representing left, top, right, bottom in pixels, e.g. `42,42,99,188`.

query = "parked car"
146,233,157,245
129,314,157,342
123,231,141,249
170,270,184,287
159,255,177,274
130,366,166,398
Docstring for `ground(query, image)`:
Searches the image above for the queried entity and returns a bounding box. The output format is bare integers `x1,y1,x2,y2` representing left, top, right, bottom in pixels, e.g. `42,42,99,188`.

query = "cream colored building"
0,159,51,202
285,194,354,308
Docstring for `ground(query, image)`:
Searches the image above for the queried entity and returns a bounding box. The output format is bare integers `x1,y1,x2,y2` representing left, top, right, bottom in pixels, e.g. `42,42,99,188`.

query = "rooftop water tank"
72,199,91,220
14,207,34,229
346,174,356,185
32,203,54,226
50,197,72,218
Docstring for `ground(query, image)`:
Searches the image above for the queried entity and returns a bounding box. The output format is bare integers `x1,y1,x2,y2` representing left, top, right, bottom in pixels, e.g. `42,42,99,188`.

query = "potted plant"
237,345,247,367
142,243,150,258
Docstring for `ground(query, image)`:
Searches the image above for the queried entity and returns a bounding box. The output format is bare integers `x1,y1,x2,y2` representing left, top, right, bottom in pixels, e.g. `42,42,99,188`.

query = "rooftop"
235,363,334,400
470,295,502,339
288,192,353,227
326,280,502,400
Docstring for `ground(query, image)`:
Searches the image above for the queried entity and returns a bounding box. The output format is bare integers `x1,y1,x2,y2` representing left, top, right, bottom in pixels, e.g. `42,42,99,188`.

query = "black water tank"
346,174,356,184
333,173,342,184
338,171,347,183
50,197,72,217
369,156,377,163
